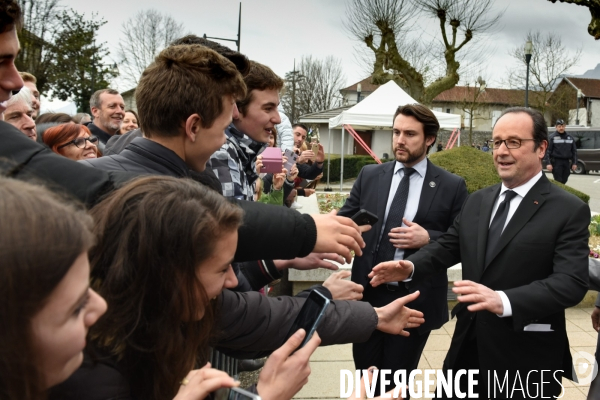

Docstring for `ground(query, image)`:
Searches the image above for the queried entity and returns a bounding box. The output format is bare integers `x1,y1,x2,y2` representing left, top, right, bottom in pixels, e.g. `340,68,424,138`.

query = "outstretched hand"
311,210,366,263
368,260,414,287
453,280,504,315
375,291,424,336
323,270,364,301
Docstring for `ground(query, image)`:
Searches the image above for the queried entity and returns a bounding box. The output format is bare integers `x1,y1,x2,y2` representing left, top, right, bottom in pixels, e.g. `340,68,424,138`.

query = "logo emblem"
572,350,598,386
429,181,436,188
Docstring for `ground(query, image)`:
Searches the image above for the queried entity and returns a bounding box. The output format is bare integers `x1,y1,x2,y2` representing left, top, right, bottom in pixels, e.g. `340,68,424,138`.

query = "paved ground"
294,307,598,399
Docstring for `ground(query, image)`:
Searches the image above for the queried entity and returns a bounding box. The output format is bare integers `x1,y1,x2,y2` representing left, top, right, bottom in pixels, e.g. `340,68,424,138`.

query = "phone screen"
285,290,330,351
284,149,298,172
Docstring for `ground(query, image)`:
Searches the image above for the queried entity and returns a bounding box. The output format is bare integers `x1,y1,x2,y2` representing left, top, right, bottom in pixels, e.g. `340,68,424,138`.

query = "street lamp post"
576,89,583,125
524,40,533,108
203,3,241,51
356,83,362,103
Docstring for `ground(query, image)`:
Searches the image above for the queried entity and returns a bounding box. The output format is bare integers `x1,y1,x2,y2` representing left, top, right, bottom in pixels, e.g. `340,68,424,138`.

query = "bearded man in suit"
338,104,468,395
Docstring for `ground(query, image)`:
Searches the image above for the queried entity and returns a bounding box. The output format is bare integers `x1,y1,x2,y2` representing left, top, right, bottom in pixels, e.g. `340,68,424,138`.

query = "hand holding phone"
257,329,321,400
351,209,379,226
284,290,330,350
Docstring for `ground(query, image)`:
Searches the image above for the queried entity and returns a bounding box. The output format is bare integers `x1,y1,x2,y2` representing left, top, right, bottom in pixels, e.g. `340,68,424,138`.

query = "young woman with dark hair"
50,176,320,400
0,178,107,400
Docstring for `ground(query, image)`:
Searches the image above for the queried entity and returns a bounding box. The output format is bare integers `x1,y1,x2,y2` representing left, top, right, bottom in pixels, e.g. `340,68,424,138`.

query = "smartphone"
311,139,319,161
351,209,379,226
283,148,298,172
285,289,330,351
212,387,262,400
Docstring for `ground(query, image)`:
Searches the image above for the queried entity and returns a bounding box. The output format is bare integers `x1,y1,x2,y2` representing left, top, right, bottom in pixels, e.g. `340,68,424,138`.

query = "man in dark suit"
338,104,468,393
370,107,590,399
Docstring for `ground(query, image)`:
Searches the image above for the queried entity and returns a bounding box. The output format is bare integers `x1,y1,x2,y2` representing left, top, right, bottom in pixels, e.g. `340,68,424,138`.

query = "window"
492,110,501,126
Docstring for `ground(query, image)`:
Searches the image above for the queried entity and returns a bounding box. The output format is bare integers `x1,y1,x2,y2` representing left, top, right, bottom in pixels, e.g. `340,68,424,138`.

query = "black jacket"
544,131,578,164
104,128,142,156
79,137,316,265
49,290,378,400
86,123,114,153
0,124,316,263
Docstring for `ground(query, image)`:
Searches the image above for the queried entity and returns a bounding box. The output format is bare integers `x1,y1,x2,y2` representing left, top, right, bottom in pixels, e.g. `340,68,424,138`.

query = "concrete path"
295,307,597,399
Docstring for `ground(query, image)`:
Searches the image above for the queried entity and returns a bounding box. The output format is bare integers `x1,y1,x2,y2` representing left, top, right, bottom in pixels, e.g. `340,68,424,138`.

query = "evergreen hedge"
322,146,590,204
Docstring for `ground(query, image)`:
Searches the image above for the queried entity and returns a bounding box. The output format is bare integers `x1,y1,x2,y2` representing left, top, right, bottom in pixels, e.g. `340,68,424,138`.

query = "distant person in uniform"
544,119,577,184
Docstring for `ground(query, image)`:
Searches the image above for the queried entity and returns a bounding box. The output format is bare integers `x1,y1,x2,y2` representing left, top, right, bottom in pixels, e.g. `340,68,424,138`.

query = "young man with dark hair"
208,62,324,200
338,103,468,395
208,61,284,200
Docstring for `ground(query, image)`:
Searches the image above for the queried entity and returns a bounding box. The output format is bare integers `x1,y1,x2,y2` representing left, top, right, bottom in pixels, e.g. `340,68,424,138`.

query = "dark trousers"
551,159,572,184
353,328,430,396
437,327,563,399
436,333,483,400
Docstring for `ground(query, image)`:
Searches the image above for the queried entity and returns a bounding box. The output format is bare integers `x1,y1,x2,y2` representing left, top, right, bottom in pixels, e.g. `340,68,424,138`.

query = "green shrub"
429,147,499,194
321,155,383,181
428,146,590,204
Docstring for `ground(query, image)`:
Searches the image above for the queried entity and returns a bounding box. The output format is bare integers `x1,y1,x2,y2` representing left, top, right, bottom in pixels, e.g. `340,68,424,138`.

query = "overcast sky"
54,0,600,98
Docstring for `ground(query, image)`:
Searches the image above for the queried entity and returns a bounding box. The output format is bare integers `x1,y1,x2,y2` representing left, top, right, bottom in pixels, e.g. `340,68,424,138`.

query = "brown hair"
19,71,36,84
0,177,94,400
170,35,251,76
124,109,139,122
88,176,243,400
236,61,284,116
0,0,21,33
42,123,96,157
35,112,73,124
393,104,439,153
135,45,246,138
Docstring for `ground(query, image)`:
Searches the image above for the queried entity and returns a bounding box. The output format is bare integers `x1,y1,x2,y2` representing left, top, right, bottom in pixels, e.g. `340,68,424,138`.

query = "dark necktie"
485,190,518,265
374,167,415,265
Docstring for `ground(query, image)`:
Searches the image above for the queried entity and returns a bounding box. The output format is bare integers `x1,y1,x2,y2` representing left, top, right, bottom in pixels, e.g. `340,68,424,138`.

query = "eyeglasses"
491,138,536,149
58,136,98,149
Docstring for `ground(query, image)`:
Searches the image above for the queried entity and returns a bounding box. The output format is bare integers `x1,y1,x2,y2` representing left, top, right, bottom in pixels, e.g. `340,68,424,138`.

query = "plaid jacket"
207,123,267,200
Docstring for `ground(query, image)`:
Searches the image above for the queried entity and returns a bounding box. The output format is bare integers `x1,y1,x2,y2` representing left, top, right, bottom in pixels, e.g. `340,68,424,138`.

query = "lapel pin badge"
534,200,539,205
429,181,436,188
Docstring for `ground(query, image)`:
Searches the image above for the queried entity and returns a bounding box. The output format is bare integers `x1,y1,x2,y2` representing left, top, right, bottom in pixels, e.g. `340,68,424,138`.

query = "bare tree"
507,31,581,117
281,56,346,123
548,0,600,40
16,0,62,93
345,0,502,104
458,75,488,145
117,9,185,87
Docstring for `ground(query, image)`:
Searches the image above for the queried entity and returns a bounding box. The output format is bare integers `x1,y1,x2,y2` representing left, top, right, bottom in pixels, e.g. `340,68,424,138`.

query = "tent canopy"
328,81,461,130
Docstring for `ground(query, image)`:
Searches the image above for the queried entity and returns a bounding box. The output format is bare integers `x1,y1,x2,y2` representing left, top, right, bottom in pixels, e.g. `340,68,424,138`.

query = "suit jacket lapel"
478,185,501,276
413,159,440,223
377,162,396,224
484,175,550,270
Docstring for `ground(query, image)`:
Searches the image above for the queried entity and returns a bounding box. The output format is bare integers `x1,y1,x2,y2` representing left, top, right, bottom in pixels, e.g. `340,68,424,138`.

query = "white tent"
329,80,460,129
326,81,461,190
